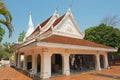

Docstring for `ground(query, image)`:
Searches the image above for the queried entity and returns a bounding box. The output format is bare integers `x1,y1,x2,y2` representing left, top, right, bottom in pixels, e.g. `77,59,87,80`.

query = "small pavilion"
11,8,117,79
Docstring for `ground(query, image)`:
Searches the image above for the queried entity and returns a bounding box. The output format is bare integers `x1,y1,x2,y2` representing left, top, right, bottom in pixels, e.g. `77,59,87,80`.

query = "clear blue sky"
2,0,120,43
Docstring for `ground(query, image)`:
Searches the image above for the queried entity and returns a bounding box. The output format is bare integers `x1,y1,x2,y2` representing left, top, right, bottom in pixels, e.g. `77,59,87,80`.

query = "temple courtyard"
0,64,120,80
48,65,120,80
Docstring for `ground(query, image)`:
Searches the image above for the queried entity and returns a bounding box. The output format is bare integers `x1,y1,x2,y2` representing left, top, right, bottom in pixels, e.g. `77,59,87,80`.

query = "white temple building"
11,8,117,79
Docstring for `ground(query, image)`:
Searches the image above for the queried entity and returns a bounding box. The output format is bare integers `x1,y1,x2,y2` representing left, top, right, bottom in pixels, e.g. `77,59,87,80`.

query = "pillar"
95,54,101,70
32,54,37,74
14,53,17,67
104,53,109,69
23,54,27,70
62,53,70,76
17,53,21,69
40,52,51,79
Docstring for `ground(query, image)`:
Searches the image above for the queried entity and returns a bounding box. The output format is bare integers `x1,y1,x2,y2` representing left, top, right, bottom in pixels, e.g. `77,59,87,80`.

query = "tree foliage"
0,42,14,60
0,25,5,42
3,42,14,56
0,44,9,60
18,31,26,42
0,44,4,60
84,24,120,48
84,24,120,59
0,1,13,37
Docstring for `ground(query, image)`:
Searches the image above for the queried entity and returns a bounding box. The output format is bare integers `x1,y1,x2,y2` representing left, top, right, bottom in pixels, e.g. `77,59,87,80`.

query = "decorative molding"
40,13,59,34
23,39,36,46
52,30,83,39
64,49,69,53
37,42,117,52
41,48,48,52
53,11,84,39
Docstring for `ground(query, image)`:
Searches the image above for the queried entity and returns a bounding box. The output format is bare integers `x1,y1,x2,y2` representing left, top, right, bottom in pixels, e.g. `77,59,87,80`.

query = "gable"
40,13,59,34
27,12,59,39
53,15,84,39
59,17,80,34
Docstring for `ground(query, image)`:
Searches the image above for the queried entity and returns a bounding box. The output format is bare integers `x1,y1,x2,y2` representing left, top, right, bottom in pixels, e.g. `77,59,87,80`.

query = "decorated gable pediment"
58,17,80,35
53,13,84,39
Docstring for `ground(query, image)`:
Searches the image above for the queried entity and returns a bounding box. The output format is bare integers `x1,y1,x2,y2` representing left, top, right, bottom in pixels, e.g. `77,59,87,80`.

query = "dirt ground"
0,65,120,80
0,65,32,80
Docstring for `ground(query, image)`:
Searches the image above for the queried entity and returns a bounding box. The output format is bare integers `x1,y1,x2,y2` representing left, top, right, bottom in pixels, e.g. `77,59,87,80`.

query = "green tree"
2,42,14,60
0,44,10,60
0,25,5,42
18,31,26,42
0,1,13,37
0,44,4,60
84,24,120,60
84,24,120,48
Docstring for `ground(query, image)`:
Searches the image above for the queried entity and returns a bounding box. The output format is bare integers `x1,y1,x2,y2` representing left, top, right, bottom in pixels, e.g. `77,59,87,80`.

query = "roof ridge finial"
55,5,59,14
29,11,32,15
53,6,59,17
68,0,74,11
28,11,34,27
24,11,34,40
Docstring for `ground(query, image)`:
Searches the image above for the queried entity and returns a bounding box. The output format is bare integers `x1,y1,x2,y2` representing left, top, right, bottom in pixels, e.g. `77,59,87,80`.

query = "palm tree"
0,1,13,37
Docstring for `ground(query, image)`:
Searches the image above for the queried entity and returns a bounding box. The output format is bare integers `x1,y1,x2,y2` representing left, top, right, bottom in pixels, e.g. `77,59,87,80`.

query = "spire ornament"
68,0,74,11
24,11,34,40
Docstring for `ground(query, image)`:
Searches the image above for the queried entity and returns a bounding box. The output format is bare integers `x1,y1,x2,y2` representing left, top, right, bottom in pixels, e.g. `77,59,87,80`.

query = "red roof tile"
40,16,52,28
53,14,65,26
28,16,52,38
28,25,40,37
27,14,65,38
41,35,113,49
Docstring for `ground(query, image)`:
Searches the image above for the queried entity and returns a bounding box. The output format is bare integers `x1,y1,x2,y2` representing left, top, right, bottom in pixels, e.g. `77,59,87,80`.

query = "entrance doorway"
37,54,41,73
100,55,104,68
51,54,62,76
69,54,95,74
27,55,32,70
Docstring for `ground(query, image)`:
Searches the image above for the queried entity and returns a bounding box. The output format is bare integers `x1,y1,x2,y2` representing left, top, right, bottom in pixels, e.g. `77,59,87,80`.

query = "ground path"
48,65,120,80
0,65,32,80
0,64,120,80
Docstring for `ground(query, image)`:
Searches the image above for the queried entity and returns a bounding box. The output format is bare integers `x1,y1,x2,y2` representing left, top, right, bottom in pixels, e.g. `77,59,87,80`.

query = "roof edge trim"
37,42,117,52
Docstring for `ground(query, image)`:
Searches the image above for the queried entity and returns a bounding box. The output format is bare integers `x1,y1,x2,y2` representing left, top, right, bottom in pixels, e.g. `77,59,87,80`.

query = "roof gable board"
53,12,84,39
40,13,59,34
27,12,59,39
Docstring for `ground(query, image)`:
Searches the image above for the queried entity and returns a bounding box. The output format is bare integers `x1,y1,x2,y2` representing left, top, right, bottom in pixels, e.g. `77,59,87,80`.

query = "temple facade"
11,9,117,79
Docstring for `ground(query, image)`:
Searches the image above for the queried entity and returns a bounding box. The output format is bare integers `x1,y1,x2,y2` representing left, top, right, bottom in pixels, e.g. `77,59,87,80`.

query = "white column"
23,54,27,70
104,53,109,69
32,54,37,74
62,53,70,76
95,54,101,70
40,52,51,79
17,53,21,68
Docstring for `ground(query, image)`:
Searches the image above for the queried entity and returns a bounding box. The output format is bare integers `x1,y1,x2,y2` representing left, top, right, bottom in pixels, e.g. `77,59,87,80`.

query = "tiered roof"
11,9,117,52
